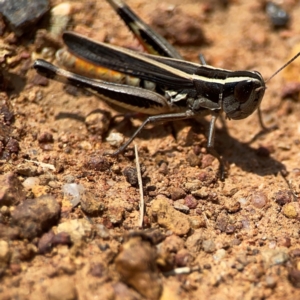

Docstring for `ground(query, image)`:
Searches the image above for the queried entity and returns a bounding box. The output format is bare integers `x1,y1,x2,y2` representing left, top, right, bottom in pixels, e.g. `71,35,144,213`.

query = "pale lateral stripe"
191,74,263,85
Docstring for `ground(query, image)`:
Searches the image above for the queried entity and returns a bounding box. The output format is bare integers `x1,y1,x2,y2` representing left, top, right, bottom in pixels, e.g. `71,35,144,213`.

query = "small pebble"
230,239,242,246
235,263,244,271
78,141,92,150
185,180,201,192
175,249,191,267
266,2,289,28
188,216,205,229
282,202,300,219
225,201,241,213
201,154,215,168
62,183,85,207
22,177,40,190
85,111,110,135
115,236,162,299
241,219,251,230
56,219,92,243
49,2,72,37
186,150,201,167
250,191,268,209
184,195,198,209
213,249,226,261
106,132,125,147
173,202,189,214
31,185,50,197
51,232,72,246
111,164,121,174
123,167,138,186
48,181,60,188
5,138,19,154
274,190,293,206
16,163,38,176
192,189,209,199
85,156,111,172
169,187,186,201
265,275,277,289
202,240,216,253
216,214,228,232
158,162,168,175
160,235,185,253
185,231,203,253
0,206,9,216
81,191,105,215
238,197,248,206
198,170,217,185
225,224,236,234
107,206,124,225
151,195,190,236
38,231,55,254
38,131,54,143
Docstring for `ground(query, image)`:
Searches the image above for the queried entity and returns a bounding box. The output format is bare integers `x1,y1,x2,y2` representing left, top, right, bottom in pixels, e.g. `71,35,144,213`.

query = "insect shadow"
165,118,285,177
211,122,285,177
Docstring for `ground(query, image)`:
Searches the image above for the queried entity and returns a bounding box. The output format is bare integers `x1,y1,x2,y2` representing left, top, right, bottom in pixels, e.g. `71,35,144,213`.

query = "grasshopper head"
223,71,265,120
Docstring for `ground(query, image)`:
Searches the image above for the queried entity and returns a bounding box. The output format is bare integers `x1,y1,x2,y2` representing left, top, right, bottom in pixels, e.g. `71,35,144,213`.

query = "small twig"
25,159,56,171
163,265,201,276
135,144,144,228
202,212,210,228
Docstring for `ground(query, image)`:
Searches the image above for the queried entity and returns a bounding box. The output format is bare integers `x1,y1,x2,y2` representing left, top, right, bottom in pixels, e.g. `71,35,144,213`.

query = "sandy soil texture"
1,0,300,299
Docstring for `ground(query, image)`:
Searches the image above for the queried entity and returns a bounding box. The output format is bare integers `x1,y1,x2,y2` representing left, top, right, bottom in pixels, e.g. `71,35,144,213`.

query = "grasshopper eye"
234,80,253,103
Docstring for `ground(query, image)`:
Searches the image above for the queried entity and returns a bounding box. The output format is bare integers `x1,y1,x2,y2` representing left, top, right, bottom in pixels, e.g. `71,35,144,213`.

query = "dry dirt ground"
1,0,300,299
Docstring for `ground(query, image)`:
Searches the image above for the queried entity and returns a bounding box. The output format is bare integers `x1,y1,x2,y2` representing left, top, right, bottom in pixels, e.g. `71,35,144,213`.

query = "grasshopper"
34,0,300,179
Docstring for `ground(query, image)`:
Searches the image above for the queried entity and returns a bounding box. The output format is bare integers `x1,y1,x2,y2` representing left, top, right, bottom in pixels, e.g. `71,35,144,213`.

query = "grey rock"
11,195,60,239
0,172,26,207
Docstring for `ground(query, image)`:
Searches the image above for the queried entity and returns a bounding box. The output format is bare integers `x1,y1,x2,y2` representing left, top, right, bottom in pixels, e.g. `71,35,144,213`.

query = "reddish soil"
1,0,300,299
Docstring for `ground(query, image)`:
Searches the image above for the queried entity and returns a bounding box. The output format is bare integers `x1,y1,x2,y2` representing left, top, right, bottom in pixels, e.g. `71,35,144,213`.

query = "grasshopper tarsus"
207,146,226,181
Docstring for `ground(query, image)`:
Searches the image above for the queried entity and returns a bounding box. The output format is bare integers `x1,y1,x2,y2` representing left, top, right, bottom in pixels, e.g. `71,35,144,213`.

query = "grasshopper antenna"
254,51,300,134
265,51,300,83
255,51,300,94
